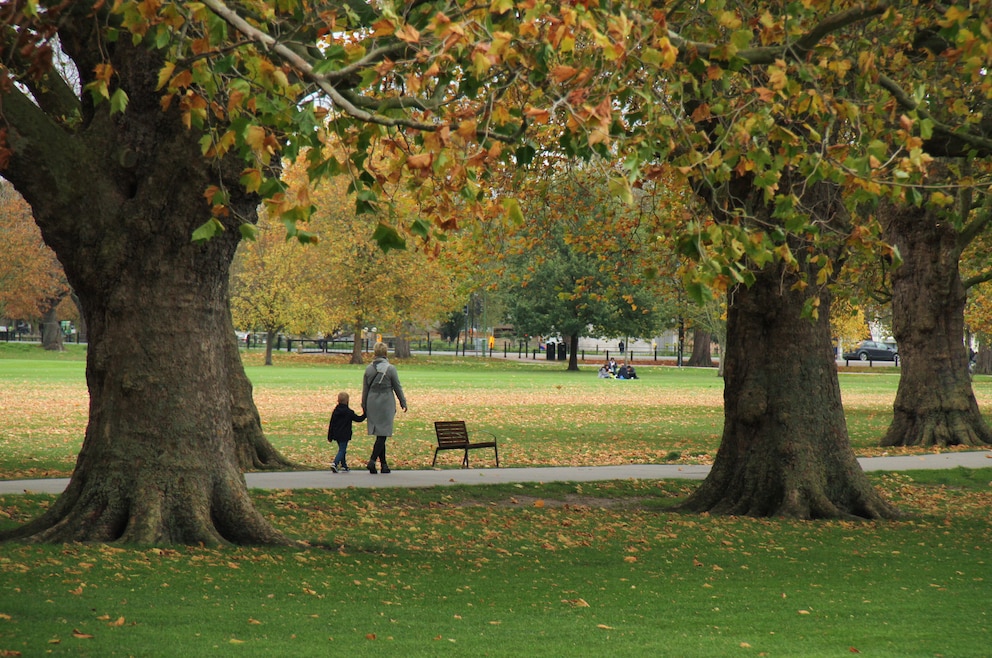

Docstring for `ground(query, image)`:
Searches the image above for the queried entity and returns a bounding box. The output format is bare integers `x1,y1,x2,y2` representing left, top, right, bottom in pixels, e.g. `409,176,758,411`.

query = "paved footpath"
1,451,990,495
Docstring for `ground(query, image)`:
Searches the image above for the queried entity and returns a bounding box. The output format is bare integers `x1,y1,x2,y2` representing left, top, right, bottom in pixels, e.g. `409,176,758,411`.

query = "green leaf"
109,88,129,115
410,218,431,239
503,198,525,225
192,218,225,244
238,223,258,241
372,223,407,252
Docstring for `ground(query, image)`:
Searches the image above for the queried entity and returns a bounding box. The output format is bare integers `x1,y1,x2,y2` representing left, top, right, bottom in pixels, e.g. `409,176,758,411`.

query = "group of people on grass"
326,341,407,474
598,357,638,380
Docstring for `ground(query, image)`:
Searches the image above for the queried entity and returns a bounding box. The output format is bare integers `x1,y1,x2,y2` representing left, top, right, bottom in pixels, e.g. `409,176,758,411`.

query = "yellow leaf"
245,125,266,153
596,624,613,630
156,62,175,90
72,630,94,639
395,23,421,44
798,609,811,615
473,51,492,77
108,617,125,627
533,499,545,508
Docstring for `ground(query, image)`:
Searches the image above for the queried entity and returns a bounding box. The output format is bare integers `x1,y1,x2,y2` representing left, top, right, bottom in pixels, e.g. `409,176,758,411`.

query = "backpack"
371,361,390,389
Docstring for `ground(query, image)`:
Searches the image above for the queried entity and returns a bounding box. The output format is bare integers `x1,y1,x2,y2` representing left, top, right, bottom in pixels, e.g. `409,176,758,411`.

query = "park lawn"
1,472,990,657
1,345,985,479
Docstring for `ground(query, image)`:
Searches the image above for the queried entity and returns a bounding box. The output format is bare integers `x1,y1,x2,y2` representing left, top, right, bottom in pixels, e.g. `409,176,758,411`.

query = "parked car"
842,340,899,365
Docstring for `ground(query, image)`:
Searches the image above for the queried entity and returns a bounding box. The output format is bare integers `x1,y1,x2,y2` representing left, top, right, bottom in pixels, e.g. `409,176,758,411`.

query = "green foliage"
492,167,678,341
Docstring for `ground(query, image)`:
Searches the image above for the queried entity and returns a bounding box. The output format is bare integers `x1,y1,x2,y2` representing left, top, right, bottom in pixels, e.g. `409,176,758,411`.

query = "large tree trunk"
39,303,64,352
226,321,295,470
680,269,898,519
567,334,580,371
976,336,992,376
0,22,290,544
680,175,898,520
879,200,992,447
350,322,365,365
686,326,713,367
394,335,411,359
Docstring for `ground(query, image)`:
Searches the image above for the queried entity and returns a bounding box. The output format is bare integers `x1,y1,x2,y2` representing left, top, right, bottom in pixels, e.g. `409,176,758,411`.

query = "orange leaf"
108,617,125,627
71,630,94,639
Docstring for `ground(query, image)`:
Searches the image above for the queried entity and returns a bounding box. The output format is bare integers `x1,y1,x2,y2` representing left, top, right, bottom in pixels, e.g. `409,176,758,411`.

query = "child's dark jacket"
328,404,366,443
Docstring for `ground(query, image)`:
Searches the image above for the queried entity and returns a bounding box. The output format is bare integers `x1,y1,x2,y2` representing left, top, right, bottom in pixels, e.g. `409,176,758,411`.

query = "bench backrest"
434,420,470,447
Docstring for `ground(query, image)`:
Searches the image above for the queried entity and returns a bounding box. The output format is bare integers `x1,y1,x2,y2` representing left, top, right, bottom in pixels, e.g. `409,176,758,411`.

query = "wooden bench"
432,420,500,468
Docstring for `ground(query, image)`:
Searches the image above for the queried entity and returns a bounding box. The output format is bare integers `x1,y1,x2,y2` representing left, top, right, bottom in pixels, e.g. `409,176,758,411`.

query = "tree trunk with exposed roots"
879,200,992,447
0,25,291,544
680,176,899,520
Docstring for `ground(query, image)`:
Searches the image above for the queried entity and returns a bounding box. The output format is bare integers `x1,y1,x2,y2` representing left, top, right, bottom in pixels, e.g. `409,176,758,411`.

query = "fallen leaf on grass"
248,618,262,625
561,598,590,607
108,617,125,627
0,650,23,657
366,633,376,640
596,624,613,630
740,642,752,648
798,610,810,615
71,630,93,639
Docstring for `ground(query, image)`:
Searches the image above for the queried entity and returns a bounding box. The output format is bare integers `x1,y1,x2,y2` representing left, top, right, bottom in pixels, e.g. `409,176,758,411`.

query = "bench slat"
432,421,499,468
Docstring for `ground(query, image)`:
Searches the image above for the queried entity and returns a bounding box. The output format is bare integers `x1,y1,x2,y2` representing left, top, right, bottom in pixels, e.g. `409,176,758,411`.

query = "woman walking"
362,341,407,474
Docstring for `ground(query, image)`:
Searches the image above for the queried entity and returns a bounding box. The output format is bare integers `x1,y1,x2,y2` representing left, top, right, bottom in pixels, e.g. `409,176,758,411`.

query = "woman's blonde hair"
373,341,388,358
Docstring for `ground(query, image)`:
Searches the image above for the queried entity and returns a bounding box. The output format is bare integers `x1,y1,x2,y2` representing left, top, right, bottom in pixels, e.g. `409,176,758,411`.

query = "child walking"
327,392,366,473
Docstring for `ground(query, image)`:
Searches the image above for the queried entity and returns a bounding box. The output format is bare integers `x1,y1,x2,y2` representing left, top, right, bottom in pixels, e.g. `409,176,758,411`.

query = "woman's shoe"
367,462,377,474
381,467,391,474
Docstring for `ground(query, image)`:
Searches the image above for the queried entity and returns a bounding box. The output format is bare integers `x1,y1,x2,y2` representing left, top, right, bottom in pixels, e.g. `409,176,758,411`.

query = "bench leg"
432,448,439,467
462,449,469,468
494,444,499,468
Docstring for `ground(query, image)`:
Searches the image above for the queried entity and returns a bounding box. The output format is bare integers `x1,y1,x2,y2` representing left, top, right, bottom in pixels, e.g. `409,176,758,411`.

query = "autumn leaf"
71,630,94,639
108,617,125,627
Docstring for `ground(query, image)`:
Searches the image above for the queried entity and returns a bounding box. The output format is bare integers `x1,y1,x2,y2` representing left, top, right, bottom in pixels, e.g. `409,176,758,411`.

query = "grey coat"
361,357,407,436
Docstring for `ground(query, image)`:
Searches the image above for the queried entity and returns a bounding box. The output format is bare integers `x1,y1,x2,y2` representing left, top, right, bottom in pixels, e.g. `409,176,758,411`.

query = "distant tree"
495,165,678,370
0,182,72,350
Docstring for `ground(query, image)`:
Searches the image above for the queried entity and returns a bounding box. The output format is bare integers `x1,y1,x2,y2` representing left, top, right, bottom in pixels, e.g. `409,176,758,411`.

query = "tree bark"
394,335,411,359
40,303,64,352
0,19,291,544
686,327,713,367
680,176,899,520
264,329,277,366
568,334,580,371
350,322,365,364
976,338,992,376
879,199,992,447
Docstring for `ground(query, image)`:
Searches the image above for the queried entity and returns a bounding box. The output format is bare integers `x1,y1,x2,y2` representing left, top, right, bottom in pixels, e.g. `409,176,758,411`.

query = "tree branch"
876,74,992,157
199,0,523,143
668,2,891,65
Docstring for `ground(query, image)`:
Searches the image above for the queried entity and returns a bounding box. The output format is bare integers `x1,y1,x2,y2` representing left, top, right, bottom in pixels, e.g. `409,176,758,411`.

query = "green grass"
2,344,988,479
2,345,991,655
1,474,990,656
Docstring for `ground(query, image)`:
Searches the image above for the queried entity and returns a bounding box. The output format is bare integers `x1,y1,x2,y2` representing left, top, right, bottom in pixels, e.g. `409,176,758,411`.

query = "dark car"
842,340,899,365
